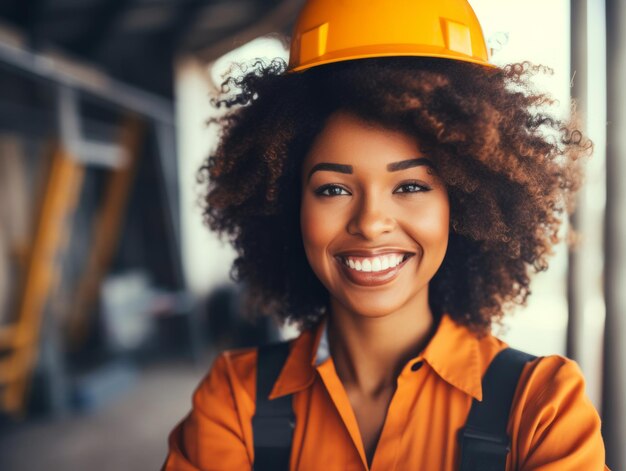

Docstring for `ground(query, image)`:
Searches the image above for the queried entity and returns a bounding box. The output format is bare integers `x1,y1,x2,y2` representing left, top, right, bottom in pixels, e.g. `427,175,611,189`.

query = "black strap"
458,347,537,471
252,341,295,471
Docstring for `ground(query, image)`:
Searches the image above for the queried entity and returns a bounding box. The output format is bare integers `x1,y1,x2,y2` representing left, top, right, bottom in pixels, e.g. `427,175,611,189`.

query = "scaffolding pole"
567,0,588,364
603,0,626,469
0,37,173,125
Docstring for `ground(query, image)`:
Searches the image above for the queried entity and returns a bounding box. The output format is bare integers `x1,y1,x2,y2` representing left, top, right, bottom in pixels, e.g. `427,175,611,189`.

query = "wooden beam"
163,0,213,54
72,0,136,58
189,0,303,64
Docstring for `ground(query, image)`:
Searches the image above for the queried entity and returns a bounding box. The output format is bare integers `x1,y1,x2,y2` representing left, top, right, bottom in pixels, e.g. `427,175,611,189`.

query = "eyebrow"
307,157,433,182
387,157,433,172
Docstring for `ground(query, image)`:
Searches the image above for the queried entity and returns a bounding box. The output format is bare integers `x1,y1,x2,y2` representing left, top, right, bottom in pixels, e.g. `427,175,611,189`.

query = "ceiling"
0,0,300,98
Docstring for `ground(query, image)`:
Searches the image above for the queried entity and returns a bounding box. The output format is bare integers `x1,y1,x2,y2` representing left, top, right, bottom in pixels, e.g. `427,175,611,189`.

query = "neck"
327,295,436,397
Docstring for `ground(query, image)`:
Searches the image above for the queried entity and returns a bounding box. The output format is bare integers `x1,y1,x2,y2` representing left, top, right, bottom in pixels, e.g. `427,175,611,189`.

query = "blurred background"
0,0,623,469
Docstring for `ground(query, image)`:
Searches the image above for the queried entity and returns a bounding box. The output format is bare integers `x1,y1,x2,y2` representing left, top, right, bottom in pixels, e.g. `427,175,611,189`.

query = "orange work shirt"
162,314,608,470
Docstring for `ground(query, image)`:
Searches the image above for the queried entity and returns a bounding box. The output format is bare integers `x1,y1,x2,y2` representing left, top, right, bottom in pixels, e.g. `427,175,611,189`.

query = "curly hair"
200,56,590,336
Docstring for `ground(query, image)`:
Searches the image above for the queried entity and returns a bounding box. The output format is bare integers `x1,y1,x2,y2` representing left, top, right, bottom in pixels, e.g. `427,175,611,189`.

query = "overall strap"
252,341,295,471
458,347,537,471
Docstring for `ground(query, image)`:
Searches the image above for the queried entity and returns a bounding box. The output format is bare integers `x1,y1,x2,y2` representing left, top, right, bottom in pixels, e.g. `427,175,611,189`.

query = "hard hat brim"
288,44,498,73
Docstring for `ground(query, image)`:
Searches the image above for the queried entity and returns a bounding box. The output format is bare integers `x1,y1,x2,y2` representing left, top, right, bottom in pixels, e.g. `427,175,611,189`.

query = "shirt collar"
421,314,483,400
269,313,485,401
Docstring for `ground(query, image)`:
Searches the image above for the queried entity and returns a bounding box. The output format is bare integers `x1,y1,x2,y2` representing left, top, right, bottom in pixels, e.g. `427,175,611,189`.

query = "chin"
334,291,418,319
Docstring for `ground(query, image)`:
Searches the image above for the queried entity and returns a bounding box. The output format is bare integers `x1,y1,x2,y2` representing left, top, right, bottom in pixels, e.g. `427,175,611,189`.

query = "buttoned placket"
314,348,429,471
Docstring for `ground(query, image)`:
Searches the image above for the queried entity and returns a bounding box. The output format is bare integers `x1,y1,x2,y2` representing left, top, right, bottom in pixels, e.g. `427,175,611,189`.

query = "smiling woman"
162,0,608,469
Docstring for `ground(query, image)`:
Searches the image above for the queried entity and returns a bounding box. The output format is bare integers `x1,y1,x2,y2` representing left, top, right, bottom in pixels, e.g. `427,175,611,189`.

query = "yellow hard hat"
288,0,494,72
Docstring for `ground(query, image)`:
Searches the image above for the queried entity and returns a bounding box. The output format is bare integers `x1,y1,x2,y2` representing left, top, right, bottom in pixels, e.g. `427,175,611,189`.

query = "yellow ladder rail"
0,145,84,418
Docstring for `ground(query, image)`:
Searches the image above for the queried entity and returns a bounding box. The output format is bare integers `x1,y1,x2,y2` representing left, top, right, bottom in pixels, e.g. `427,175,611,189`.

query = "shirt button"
411,361,423,372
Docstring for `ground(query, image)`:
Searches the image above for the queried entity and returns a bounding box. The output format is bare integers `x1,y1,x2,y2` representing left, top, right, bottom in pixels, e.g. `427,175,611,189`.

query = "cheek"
300,195,340,261
406,197,450,254
427,202,450,241
433,205,450,258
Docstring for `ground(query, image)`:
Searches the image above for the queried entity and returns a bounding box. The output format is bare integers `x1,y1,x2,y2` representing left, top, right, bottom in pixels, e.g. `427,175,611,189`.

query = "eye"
394,181,431,194
314,184,351,197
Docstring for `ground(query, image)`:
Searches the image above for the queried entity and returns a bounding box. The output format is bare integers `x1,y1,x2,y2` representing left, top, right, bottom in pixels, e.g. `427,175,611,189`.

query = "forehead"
303,111,423,170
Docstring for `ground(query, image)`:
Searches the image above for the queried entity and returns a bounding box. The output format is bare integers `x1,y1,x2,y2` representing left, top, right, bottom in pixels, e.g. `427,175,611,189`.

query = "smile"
334,252,415,287
341,253,412,272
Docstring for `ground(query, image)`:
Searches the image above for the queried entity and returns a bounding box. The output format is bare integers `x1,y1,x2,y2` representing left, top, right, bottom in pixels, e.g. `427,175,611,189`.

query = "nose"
347,194,397,239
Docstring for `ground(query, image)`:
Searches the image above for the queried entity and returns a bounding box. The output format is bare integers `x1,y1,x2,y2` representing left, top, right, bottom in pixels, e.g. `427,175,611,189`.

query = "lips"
334,249,415,287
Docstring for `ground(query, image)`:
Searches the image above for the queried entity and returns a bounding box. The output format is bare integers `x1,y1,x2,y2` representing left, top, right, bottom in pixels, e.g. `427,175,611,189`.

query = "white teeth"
342,254,410,272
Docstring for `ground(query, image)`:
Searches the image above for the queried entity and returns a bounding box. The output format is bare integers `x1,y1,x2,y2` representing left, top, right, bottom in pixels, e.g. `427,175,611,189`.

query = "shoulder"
476,329,598,434
473,327,586,393
197,345,259,409
518,354,588,401
471,326,605,467
508,354,606,469
197,336,299,409
162,346,262,469
512,354,601,435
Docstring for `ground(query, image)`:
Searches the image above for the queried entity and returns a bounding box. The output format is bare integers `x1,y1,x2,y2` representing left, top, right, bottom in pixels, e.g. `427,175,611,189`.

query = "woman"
163,0,607,469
